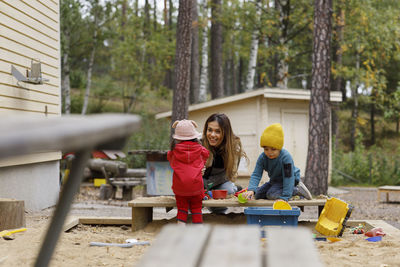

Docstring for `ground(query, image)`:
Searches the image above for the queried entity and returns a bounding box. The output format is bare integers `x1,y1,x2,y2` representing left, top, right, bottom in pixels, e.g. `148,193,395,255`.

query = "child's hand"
242,190,254,200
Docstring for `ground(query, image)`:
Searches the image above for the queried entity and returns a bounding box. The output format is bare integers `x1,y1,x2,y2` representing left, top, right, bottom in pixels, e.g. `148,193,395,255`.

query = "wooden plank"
266,227,323,267
128,196,326,208
2,1,59,33
63,217,79,232
0,198,25,231
200,225,262,267
0,95,59,114
139,224,211,267
378,185,400,191
0,82,59,104
0,109,59,117
132,207,152,231
78,217,132,226
129,196,176,207
0,37,59,67
0,21,59,58
0,12,59,49
110,181,143,186
31,0,59,16
0,2,59,40
0,114,141,160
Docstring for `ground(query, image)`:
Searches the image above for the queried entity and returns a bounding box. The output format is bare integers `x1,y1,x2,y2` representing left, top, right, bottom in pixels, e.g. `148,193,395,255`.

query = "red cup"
211,190,228,199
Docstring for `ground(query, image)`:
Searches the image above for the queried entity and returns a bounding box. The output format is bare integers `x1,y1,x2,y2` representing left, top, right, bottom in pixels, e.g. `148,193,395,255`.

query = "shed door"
281,110,308,175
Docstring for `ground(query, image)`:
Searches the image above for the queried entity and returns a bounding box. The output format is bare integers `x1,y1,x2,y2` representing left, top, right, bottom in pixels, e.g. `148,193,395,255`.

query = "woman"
202,113,248,196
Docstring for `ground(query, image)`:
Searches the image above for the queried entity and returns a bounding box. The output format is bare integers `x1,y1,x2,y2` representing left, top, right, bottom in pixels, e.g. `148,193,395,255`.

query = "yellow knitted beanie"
260,123,284,149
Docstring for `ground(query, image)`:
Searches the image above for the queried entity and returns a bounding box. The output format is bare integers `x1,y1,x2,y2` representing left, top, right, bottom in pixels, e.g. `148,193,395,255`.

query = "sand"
1,186,400,267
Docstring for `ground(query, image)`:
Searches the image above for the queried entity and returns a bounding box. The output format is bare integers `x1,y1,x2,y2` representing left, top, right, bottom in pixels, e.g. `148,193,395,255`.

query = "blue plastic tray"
244,207,301,226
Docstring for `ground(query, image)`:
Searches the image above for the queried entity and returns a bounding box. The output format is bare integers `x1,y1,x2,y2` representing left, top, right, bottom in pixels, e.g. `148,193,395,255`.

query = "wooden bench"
128,196,327,231
138,224,323,267
378,186,400,202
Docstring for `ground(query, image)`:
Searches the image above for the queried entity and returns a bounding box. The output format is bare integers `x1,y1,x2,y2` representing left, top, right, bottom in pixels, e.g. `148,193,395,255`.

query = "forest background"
60,0,400,188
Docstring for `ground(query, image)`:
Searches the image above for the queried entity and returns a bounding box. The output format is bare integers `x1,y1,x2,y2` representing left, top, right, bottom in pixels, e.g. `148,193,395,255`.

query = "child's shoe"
297,181,312,200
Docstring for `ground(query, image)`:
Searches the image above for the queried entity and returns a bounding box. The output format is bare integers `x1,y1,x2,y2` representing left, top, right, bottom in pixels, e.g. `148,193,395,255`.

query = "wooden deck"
378,186,400,202
138,224,323,267
128,196,327,231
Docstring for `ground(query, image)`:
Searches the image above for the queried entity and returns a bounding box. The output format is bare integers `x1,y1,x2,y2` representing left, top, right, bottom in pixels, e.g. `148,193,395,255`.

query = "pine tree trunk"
210,0,223,99
171,0,193,127
190,0,200,104
198,0,208,102
304,0,332,196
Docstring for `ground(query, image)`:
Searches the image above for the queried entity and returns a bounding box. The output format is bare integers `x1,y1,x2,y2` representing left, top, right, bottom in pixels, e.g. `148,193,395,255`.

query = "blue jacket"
248,149,300,201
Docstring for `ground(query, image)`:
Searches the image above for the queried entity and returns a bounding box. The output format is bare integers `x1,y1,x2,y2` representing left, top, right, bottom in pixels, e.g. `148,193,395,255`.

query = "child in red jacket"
167,120,210,224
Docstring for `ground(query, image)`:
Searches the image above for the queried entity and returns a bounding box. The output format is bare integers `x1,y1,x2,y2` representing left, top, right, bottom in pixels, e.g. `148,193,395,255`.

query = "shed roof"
156,87,342,119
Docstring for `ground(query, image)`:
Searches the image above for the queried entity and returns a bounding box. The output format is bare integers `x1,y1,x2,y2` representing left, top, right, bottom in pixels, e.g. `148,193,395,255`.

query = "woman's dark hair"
202,113,247,180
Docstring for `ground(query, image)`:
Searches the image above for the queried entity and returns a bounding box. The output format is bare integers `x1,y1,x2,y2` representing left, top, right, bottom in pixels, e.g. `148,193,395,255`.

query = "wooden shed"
0,1,61,210
156,88,342,179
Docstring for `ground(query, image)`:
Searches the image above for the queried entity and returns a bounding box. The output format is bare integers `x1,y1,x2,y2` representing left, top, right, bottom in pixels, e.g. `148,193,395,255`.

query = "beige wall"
0,0,61,165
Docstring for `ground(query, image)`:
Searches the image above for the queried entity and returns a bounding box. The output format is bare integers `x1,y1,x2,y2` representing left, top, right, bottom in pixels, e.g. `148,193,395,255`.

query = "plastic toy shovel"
365,236,382,242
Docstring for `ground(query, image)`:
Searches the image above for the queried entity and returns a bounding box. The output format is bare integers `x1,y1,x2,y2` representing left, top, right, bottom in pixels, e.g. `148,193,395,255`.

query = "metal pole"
35,149,92,267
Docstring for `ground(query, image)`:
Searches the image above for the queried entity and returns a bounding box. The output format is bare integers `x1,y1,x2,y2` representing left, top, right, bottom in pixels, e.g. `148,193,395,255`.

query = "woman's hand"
201,166,206,175
242,190,254,200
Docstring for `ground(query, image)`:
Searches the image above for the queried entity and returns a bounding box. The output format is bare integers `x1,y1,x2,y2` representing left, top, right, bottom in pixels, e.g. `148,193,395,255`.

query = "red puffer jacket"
167,141,209,196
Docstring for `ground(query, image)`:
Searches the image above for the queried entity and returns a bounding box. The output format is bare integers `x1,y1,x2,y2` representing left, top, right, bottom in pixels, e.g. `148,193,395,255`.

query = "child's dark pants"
255,182,283,200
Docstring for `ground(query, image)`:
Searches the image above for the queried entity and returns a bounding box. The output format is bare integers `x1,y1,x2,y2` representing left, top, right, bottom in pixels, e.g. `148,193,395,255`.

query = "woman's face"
206,120,223,147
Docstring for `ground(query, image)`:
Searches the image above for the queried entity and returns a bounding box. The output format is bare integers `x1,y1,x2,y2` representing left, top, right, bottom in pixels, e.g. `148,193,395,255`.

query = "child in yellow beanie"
242,123,312,201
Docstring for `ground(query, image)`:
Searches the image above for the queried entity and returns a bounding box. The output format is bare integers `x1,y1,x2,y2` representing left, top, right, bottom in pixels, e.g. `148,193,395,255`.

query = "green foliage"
70,69,86,89
332,129,400,187
124,115,170,168
70,92,83,113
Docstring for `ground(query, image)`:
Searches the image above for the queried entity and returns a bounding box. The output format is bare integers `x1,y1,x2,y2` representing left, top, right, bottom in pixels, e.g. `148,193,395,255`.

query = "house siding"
0,0,61,210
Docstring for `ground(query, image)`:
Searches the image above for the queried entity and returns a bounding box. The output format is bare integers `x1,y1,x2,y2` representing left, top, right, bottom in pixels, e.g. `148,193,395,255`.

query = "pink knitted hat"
172,119,201,140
